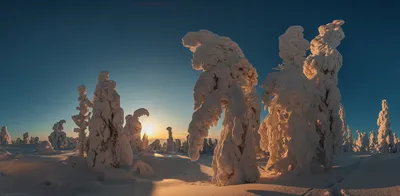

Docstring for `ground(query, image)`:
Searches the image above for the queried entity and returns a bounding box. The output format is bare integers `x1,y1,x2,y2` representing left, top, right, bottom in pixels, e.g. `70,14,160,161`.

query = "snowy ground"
1,145,399,196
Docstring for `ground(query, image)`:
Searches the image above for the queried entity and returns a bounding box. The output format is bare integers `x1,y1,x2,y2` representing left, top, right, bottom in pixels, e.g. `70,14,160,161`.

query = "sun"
142,122,155,137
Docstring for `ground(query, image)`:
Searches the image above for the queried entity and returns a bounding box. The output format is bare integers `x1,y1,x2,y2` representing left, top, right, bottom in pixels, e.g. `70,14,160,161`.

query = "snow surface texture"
131,160,154,177
22,132,30,144
259,25,321,174
86,71,132,169
0,126,12,145
72,85,92,157
377,100,393,153
49,120,68,150
183,30,260,186
36,141,56,154
166,127,175,152
124,108,149,154
303,20,345,171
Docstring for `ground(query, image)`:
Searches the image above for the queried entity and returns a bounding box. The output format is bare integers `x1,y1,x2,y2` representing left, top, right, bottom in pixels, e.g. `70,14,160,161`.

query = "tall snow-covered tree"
72,85,92,157
166,127,175,152
303,20,345,170
0,126,12,145
377,100,392,153
124,108,149,154
183,30,259,185
86,71,132,169
49,120,68,150
338,104,347,153
259,25,320,173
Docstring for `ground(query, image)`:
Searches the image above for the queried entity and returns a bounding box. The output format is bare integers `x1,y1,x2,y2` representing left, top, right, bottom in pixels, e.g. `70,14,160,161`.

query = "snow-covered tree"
369,130,376,151
166,127,175,152
175,139,181,152
0,126,12,145
124,108,149,154
49,120,68,150
142,133,149,151
303,20,345,170
346,125,353,152
259,26,319,173
162,142,167,151
377,100,393,153
72,85,92,157
338,104,347,153
393,133,399,153
86,71,132,169
150,139,161,151
36,141,55,154
183,30,260,185
200,138,210,154
16,137,22,144
182,135,189,155
22,132,30,144
354,130,369,152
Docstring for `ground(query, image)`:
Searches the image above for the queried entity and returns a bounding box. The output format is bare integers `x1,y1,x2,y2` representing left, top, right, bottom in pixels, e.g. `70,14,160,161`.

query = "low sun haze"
0,0,399,141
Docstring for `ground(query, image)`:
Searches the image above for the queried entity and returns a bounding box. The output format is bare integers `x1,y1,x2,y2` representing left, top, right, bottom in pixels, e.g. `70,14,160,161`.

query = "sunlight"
142,122,155,137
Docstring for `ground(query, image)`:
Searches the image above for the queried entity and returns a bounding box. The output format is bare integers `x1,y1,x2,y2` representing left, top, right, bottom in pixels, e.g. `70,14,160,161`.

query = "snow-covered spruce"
175,139,181,152
377,100,393,153
150,139,162,151
86,71,132,169
303,20,345,170
48,120,68,150
259,26,320,173
183,30,260,186
22,132,30,144
369,130,377,152
166,127,175,152
124,108,149,154
15,137,22,144
338,104,347,153
354,130,369,152
29,136,40,144
346,125,353,152
72,85,92,157
393,133,399,153
0,126,12,145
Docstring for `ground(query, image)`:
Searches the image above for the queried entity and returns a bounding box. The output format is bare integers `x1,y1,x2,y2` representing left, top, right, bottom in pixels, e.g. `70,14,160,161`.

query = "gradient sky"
0,0,399,141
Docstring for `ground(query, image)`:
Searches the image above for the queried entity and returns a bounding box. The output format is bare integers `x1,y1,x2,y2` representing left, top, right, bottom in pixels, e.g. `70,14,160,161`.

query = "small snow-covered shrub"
49,120,68,150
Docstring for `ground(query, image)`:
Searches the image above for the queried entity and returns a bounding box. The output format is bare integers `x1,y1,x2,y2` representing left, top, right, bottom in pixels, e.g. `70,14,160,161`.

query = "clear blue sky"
0,0,399,141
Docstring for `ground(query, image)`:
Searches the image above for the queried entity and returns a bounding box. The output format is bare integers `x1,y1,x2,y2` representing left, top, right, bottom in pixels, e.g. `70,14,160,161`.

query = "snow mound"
0,148,12,161
36,141,56,155
131,160,154,177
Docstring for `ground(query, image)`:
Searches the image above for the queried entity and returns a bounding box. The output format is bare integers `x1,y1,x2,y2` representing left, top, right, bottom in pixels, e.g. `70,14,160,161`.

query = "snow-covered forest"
1,19,399,196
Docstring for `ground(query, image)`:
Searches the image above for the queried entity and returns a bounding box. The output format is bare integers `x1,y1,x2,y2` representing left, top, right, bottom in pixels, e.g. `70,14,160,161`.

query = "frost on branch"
72,85,92,157
36,141,55,154
166,127,175,152
259,26,321,174
48,120,68,150
303,20,345,170
124,108,149,154
86,71,132,169
377,100,392,153
0,126,12,145
23,132,30,144
183,30,259,186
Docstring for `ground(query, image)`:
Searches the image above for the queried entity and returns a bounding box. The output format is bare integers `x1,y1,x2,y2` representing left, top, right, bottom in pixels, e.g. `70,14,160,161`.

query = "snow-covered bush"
49,120,68,150
142,133,149,151
72,85,92,157
0,126,12,145
86,71,132,169
22,132,30,144
183,30,260,185
124,108,149,154
166,127,175,152
149,139,162,151
259,26,319,173
369,130,376,151
36,141,55,154
377,100,393,153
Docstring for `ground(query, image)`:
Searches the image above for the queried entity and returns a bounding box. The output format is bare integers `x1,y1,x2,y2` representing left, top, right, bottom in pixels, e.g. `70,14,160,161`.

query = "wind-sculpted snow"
49,120,67,150
377,100,392,153
124,108,149,154
259,26,321,174
87,71,132,169
183,30,259,186
303,20,345,170
0,126,12,145
72,85,92,157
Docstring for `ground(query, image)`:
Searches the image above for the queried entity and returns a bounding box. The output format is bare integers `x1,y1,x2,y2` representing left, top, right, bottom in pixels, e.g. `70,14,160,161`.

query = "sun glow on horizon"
142,122,156,138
